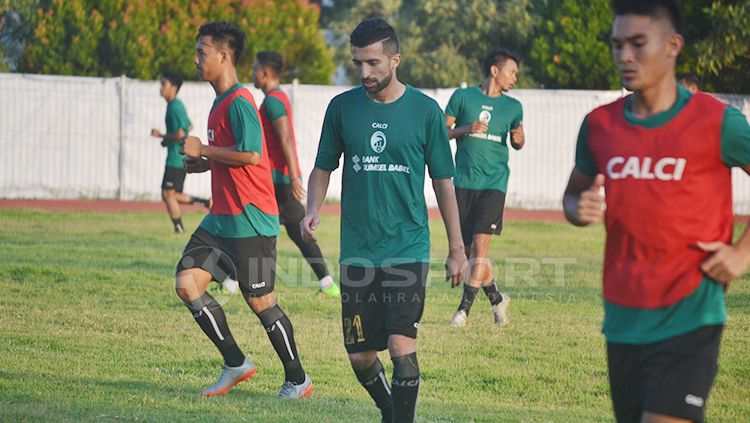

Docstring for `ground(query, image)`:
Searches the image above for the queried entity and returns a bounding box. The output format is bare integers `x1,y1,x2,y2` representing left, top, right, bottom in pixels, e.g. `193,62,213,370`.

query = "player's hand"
291,178,306,202
468,120,488,135
151,128,162,138
184,158,210,173
578,174,605,224
301,212,320,243
445,247,468,288
181,136,204,159
510,122,525,149
697,241,750,285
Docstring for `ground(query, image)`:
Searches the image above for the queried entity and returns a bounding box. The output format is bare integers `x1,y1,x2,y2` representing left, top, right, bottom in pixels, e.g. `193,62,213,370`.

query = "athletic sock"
319,275,334,289
172,217,184,233
257,305,305,384
391,353,420,423
482,281,503,306
184,293,245,367
458,285,479,315
190,197,210,207
285,222,330,280
353,358,393,421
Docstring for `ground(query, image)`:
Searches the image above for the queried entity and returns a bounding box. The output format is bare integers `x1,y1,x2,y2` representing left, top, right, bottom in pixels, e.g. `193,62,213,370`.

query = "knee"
175,284,192,303
348,352,377,371
247,292,277,314
162,190,173,202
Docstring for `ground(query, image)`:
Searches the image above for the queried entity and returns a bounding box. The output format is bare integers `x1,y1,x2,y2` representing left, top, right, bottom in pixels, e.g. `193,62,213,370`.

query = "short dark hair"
161,71,183,91
611,0,683,35
350,18,399,55
678,72,701,87
482,49,520,78
256,51,284,76
197,21,246,64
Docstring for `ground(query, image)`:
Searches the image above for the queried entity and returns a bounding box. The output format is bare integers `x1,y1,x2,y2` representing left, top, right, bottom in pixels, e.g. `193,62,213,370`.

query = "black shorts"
162,166,187,192
340,262,429,353
176,227,277,297
455,187,506,248
607,325,723,423
274,183,305,226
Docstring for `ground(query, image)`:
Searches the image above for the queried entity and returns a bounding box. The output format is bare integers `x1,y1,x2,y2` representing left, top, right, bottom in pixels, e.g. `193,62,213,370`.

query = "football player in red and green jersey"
563,1,750,422
176,21,312,400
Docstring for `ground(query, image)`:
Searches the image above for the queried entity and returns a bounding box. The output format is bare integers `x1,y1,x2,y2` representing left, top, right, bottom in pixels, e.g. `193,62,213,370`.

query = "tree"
529,0,618,90
326,0,534,88
695,1,750,93
15,0,334,83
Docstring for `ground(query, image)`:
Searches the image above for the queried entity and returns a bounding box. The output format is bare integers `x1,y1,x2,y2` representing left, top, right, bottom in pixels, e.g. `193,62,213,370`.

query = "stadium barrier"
2,73,750,212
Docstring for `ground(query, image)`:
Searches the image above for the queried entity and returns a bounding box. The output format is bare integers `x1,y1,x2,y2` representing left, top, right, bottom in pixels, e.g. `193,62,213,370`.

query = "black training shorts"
455,187,506,248
161,166,187,192
176,227,277,297
340,262,429,353
607,324,723,423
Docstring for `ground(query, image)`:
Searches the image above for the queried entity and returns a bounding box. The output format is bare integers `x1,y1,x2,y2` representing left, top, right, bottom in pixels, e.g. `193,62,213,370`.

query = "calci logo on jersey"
479,110,492,123
606,156,687,181
207,129,215,143
370,124,387,153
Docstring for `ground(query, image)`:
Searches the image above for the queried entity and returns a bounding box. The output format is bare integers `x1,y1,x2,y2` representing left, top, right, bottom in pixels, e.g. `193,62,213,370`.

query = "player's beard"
362,70,392,94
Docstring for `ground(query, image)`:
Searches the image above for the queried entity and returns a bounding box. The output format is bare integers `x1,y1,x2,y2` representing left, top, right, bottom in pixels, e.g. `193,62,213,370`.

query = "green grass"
0,208,748,422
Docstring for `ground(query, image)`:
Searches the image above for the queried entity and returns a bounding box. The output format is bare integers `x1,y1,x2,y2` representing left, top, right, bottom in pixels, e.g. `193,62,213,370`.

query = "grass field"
0,208,748,422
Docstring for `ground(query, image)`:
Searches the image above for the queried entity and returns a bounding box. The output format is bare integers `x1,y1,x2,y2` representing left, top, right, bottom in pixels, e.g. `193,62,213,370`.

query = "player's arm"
432,178,468,286
301,167,331,243
510,122,525,150
563,170,605,226
446,115,487,140
696,109,750,284
182,137,260,167
271,116,305,201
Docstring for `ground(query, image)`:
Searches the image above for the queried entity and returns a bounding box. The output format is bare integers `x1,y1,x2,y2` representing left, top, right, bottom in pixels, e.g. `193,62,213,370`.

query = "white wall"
2,73,750,212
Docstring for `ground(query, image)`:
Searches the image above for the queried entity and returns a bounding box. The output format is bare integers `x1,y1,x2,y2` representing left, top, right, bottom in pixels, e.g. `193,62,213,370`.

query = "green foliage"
529,0,618,89
695,1,750,93
326,0,535,88
15,0,334,83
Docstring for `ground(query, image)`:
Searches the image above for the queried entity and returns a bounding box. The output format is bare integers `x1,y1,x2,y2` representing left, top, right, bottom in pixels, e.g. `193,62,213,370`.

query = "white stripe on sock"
275,321,295,361
378,372,391,395
202,306,225,341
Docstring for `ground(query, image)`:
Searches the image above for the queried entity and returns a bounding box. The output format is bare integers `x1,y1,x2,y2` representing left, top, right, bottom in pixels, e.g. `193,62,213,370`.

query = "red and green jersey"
164,98,191,169
199,84,279,238
259,88,301,185
576,85,750,344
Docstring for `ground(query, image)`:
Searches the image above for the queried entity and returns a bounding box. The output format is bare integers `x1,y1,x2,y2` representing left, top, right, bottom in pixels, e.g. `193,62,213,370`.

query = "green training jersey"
315,85,455,267
164,98,191,169
575,85,750,344
445,86,523,192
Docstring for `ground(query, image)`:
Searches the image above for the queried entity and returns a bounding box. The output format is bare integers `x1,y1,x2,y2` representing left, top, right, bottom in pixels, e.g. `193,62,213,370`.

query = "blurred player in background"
151,71,210,233
252,51,340,298
445,49,524,328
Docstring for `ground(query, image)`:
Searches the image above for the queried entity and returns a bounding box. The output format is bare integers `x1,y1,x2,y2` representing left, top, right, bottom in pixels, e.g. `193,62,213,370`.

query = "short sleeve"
512,102,523,129
575,116,598,176
425,104,456,179
720,106,750,168
444,89,463,119
314,100,344,171
264,95,288,121
228,97,263,154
